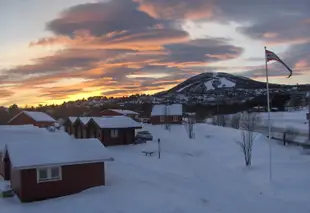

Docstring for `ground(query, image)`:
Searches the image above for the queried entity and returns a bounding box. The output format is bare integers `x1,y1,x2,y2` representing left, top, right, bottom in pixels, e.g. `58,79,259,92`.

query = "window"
173,116,178,122
111,129,118,138
37,167,62,183
160,116,165,122
50,167,60,179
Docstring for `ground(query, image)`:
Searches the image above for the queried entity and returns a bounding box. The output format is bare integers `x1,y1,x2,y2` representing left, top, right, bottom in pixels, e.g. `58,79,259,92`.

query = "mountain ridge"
157,72,304,96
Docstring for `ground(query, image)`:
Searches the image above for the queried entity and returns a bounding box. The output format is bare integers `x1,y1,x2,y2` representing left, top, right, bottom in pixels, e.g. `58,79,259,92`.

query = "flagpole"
265,46,272,181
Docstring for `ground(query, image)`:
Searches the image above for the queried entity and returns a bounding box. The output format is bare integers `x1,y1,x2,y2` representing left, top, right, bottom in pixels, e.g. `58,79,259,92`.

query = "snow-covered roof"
8,111,55,123
0,125,72,152
151,104,183,116
103,109,139,115
91,116,142,129
68,117,78,123
74,117,95,125
6,138,113,169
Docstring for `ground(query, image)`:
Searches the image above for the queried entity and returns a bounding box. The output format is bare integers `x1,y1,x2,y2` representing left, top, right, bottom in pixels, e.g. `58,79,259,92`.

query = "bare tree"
212,114,229,127
236,112,260,167
283,127,298,145
186,113,196,139
164,104,170,131
211,116,217,125
230,113,242,129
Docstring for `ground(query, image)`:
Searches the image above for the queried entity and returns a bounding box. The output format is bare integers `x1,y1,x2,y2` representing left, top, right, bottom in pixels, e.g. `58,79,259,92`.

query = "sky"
1,0,309,107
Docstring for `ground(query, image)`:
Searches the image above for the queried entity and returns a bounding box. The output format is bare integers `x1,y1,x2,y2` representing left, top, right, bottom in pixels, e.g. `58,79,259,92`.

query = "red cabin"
85,116,142,146
8,111,55,128
150,104,183,125
100,109,139,121
4,138,113,202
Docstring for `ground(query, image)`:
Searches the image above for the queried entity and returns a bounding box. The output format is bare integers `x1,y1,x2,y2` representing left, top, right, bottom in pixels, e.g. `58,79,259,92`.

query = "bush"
282,127,298,145
236,112,260,167
230,113,242,129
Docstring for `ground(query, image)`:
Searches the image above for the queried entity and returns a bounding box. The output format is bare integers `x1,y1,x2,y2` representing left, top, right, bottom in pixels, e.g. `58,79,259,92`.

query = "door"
125,129,134,145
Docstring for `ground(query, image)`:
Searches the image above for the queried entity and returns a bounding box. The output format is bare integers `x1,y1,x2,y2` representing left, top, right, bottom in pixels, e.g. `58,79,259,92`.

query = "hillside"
162,72,292,95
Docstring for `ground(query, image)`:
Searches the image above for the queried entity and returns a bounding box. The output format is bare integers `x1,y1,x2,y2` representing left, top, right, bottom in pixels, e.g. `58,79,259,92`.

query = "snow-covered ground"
1,124,310,213
258,108,309,131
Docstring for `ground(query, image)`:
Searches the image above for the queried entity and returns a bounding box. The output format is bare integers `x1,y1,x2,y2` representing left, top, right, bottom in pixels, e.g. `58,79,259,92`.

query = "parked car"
133,138,147,145
135,131,153,141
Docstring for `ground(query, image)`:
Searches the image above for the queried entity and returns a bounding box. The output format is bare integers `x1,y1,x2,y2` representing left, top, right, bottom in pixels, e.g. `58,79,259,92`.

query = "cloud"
134,0,214,20
135,0,310,46
47,0,170,36
0,88,14,98
163,38,243,65
238,16,310,45
31,28,189,51
8,0,310,106
4,48,131,76
39,87,84,99
135,0,309,21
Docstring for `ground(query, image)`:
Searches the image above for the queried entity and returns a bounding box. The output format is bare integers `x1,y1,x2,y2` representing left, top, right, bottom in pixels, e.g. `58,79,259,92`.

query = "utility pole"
157,138,161,159
307,92,310,141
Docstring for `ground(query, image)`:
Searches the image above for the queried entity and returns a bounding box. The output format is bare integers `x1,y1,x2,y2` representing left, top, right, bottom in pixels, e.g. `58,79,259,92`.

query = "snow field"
1,123,310,213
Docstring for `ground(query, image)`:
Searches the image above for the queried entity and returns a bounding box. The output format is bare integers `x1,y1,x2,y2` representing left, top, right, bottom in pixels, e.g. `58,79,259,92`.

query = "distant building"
85,116,142,146
150,104,183,125
7,111,55,127
3,138,112,202
63,117,78,135
72,117,93,138
100,109,139,121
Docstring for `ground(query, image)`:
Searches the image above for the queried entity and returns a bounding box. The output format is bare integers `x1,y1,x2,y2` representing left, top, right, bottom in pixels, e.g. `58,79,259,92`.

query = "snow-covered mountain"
162,72,290,95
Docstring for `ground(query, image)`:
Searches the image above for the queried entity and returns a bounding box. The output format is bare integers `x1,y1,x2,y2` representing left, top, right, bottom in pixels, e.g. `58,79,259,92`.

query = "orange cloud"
134,0,214,20
0,88,14,98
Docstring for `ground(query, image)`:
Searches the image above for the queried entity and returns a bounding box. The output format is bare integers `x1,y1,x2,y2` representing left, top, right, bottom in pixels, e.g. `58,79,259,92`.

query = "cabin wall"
150,115,182,125
16,162,105,202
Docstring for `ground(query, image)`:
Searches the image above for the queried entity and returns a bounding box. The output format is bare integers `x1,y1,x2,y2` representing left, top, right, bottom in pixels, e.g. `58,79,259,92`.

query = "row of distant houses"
0,104,184,202
6,104,183,128
63,116,142,146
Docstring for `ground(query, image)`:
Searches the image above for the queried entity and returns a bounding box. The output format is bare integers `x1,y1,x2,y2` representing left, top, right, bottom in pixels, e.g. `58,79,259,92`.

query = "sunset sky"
1,0,309,107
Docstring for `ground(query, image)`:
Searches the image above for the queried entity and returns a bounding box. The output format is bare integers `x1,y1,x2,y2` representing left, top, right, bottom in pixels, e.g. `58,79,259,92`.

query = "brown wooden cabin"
8,111,55,128
150,104,183,125
4,139,113,202
85,116,142,146
63,117,78,135
72,117,93,138
150,115,183,125
100,109,140,121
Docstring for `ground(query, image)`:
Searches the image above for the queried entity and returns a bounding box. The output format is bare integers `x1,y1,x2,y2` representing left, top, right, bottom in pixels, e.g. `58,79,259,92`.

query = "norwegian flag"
265,49,292,78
